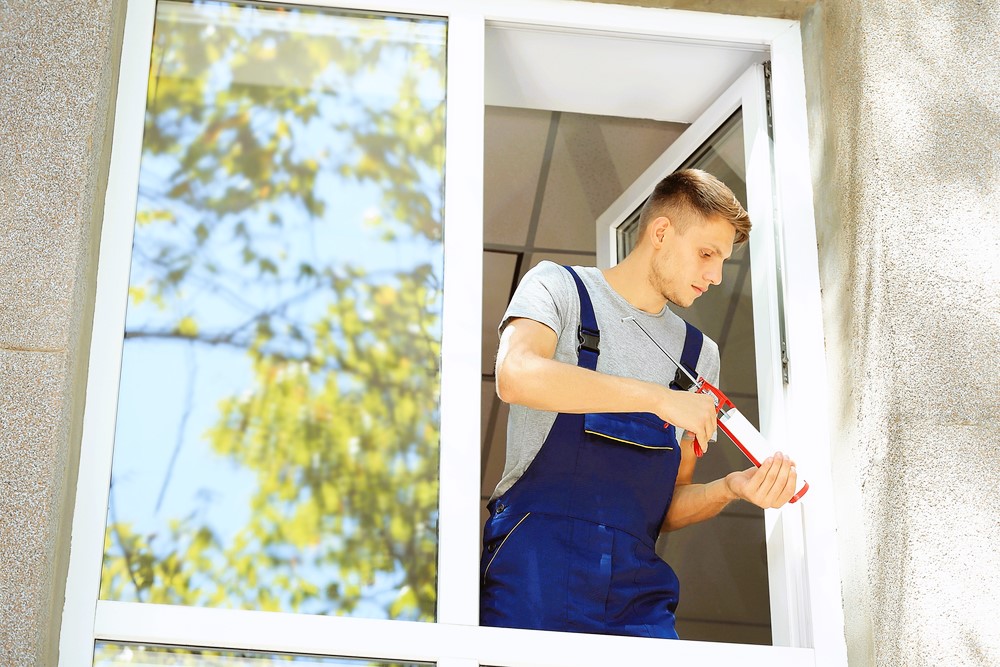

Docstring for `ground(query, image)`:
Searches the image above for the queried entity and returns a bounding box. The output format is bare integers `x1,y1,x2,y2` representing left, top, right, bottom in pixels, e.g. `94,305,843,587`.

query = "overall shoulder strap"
669,321,704,390
562,266,600,371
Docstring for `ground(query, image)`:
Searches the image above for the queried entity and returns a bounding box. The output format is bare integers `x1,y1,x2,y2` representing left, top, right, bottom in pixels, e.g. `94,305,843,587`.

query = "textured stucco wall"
0,0,123,664
805,1,1000,665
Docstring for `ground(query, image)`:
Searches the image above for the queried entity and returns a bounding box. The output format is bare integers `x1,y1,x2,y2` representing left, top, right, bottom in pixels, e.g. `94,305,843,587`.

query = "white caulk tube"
717,408,809,503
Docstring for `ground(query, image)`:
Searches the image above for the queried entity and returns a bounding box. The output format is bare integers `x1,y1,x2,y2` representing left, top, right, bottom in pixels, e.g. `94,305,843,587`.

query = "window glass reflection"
94,642,431,667
100,0,446,621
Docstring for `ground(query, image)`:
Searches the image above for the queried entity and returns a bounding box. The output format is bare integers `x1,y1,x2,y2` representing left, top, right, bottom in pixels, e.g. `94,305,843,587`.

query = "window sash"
61,1,843,666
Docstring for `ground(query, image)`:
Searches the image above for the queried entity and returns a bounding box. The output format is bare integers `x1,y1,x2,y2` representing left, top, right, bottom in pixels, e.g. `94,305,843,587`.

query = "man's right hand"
654,390,717,453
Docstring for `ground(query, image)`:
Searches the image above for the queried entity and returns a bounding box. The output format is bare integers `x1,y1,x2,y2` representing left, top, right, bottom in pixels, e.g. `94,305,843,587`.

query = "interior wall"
802,2,1000,666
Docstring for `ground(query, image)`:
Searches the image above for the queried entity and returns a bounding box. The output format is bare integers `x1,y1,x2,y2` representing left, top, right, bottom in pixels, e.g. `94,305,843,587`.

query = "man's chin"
667,296,695,309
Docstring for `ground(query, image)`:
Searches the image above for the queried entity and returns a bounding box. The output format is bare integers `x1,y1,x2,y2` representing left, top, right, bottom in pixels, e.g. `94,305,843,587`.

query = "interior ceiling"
485,23,766,122
480,105,770,645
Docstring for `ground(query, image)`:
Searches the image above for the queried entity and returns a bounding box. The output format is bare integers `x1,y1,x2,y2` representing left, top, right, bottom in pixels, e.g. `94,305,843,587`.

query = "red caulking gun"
623,316,809,503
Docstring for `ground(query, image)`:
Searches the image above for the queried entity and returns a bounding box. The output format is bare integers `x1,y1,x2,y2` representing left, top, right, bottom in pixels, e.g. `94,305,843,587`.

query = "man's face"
649,214,736,308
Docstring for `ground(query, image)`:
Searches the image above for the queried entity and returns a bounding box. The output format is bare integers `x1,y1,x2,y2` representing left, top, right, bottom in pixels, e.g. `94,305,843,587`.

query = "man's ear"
648,215,672,249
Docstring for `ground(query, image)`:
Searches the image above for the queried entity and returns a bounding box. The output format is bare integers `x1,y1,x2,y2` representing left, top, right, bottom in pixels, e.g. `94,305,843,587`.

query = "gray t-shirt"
491,260,720,500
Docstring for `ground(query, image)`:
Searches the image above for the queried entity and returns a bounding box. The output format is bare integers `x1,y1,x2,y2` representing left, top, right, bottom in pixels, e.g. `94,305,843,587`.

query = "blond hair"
636,169,751,244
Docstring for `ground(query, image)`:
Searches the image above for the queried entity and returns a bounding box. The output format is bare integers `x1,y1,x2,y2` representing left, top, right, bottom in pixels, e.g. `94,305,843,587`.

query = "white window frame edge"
769,24,848,667
60,1,842,666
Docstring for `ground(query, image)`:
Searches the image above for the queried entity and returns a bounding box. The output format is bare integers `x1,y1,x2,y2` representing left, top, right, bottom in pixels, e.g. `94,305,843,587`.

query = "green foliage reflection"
100,1,446,621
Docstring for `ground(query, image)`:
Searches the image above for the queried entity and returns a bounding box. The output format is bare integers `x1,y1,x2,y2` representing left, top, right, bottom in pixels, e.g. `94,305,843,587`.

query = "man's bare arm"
495,318,718,447
661,443,798,532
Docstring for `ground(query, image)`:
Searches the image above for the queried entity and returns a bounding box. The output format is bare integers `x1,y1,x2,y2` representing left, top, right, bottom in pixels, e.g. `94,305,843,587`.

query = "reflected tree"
100,2,446,621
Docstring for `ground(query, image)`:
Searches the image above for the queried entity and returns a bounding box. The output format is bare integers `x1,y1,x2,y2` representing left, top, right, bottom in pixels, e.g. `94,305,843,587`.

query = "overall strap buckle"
668,321,704,391
563,265,600,369
577,326,601,355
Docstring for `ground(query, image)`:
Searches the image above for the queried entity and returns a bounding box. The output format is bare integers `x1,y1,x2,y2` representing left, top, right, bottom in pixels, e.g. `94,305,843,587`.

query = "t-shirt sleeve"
498,261,574,338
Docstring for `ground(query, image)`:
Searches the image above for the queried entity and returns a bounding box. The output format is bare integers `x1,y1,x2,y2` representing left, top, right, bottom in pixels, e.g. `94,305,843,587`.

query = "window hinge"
781,339,789,384
763,60,774,138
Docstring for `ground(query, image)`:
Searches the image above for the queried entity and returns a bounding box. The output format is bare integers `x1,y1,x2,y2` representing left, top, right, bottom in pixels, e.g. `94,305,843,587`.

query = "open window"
63,1,842,665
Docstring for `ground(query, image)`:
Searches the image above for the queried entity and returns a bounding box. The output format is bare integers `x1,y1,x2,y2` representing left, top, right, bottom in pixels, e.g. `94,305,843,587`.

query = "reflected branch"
156,341,198,514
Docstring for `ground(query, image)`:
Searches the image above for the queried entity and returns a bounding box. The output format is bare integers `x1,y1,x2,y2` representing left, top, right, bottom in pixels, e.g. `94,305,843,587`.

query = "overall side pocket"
482,512,532,584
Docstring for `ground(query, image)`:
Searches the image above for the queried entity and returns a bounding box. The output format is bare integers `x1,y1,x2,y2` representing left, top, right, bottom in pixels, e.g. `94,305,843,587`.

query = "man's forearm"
495,318,719,448
660,477,738,532
497,350,663,415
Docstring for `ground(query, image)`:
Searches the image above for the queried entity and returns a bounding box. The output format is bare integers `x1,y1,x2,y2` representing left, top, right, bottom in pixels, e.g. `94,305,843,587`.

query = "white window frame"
61,1,845,666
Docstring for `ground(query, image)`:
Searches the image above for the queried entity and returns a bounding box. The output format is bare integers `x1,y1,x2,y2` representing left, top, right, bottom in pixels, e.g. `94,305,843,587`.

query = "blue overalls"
480,266,704,639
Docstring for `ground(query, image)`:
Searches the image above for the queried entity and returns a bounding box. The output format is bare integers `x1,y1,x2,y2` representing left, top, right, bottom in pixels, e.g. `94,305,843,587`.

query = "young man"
480,169,798,639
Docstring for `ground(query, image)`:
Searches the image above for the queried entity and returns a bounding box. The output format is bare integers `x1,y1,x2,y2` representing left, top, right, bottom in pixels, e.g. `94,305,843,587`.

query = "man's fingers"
668,392,717,455
734,454,798,509
758,454,782,497
774,462,798,507
697,423,711,454
699,396,716,454
761,454,796,508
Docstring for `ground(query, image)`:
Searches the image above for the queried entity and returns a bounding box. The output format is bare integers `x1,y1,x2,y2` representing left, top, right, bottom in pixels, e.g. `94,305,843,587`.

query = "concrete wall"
804,1,1000,665
1,0,998,665
0,0,124,664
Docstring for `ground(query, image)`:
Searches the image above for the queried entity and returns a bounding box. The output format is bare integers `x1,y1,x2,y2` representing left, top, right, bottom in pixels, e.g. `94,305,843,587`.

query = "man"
480,169,797,639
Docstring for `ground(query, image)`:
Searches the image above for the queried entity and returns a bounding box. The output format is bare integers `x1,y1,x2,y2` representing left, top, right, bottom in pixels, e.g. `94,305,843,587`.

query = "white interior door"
596,64,800,646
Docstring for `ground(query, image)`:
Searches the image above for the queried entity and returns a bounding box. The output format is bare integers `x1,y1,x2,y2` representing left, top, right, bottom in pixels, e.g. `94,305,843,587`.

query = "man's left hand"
725,453,797,509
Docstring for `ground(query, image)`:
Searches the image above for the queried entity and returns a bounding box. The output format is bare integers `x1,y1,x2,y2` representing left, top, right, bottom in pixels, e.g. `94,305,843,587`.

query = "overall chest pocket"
583,412,675,450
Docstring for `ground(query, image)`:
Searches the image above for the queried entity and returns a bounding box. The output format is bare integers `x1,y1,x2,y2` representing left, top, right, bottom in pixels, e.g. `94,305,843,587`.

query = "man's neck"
602,253,667,314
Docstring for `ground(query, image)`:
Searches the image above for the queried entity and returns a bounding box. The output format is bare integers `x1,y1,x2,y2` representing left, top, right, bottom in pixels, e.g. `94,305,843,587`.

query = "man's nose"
706,261,723,286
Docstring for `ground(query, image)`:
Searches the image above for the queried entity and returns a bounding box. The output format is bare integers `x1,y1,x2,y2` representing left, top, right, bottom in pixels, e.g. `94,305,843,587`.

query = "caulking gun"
623,316,809,503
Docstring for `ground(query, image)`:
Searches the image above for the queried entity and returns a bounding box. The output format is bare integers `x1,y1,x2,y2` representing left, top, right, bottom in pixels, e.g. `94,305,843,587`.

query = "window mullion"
435,8,487,628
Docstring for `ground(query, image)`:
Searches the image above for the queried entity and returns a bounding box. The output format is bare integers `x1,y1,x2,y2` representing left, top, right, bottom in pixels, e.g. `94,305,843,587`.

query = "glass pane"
100,0,446,621
94,642,431,666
